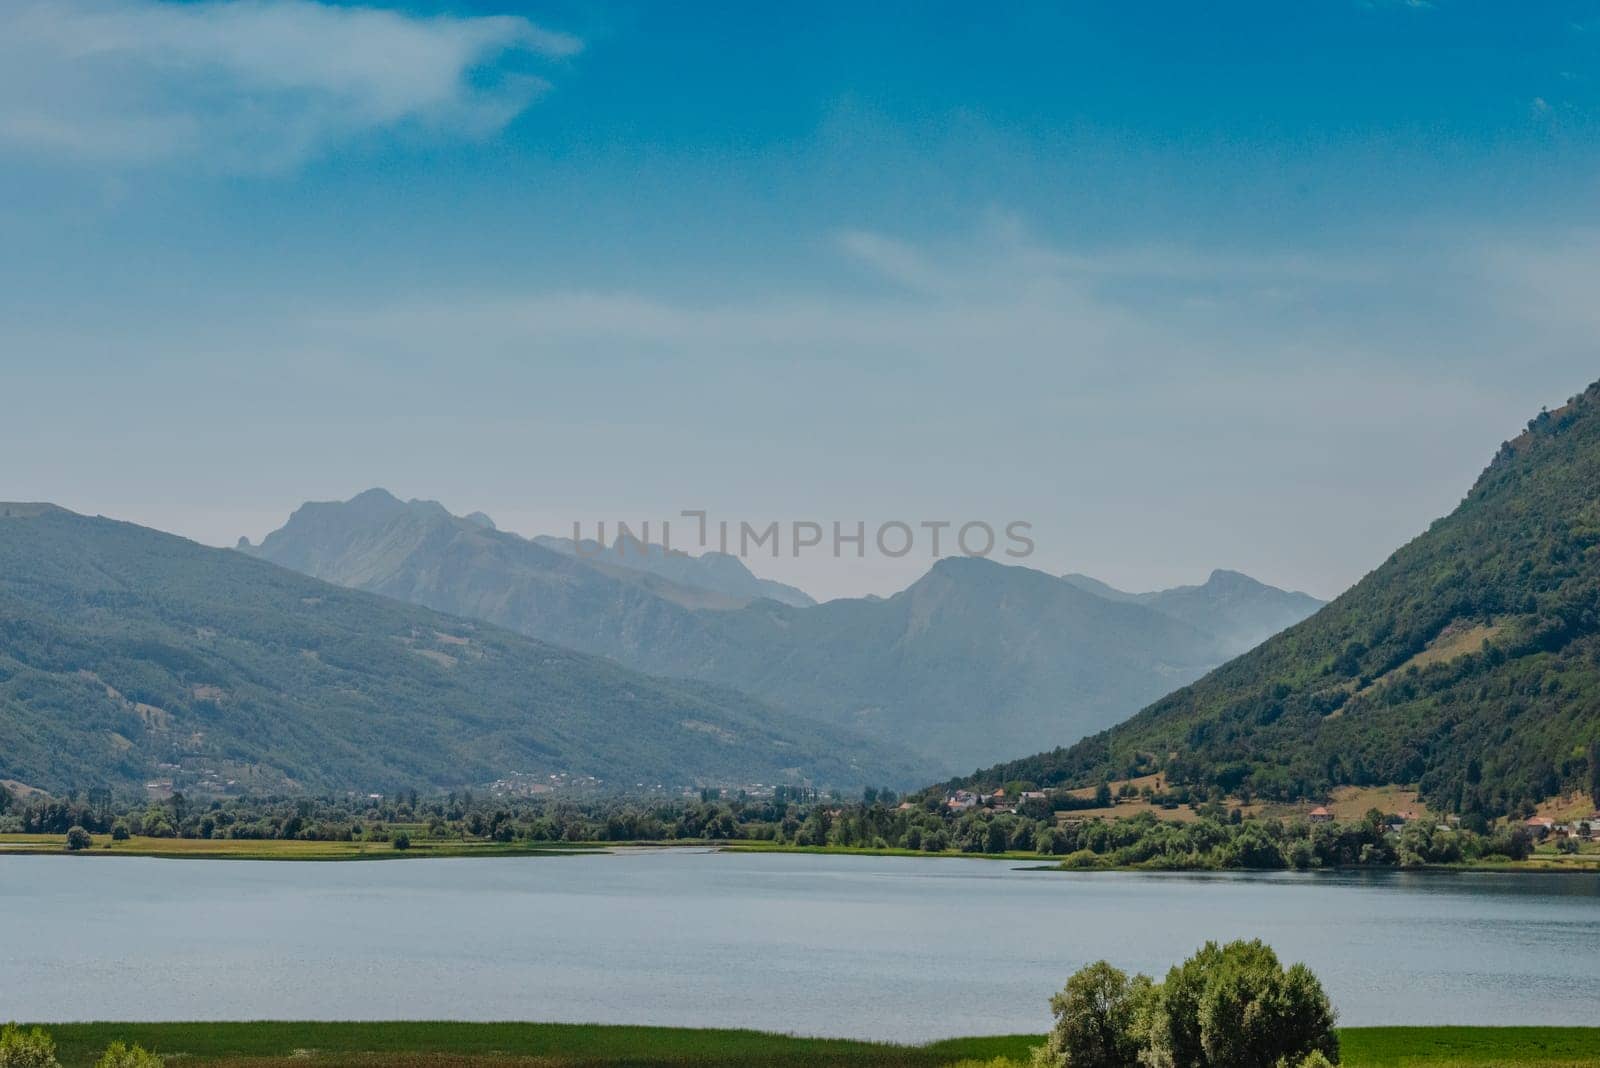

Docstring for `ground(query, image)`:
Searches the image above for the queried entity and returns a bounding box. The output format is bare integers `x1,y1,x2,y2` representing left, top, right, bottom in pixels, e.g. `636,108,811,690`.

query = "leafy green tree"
1199,944,1337,1068
0,1024,60,1068
1031,961,1155,1068
1145,942,1219,1068
65,826,93,852
140,809,175,838
1146,940,1338,1068
1225,824,1285,869
1589,740,1600,808
391,832,411,851
93,1043,164,1068
1485,828,1532,861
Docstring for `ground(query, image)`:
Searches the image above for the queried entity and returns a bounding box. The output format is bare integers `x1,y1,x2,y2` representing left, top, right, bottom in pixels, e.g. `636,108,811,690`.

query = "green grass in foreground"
1340,1027,1600,1067
25,1022,1600,1068
33,1023,1033,1068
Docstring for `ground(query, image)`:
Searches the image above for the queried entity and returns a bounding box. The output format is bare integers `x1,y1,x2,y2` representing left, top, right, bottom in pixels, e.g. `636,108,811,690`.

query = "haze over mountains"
533,533,815,607
0,505,903,795
245,490,1323,776
962,380,1600,819
1061,571,1324,656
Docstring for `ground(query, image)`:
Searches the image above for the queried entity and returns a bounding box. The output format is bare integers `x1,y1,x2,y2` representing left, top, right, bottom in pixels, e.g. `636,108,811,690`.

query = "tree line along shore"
2,784,1597,872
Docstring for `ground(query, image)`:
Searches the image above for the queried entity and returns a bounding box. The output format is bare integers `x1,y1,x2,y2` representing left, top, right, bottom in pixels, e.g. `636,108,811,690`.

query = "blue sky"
4,0,1600,600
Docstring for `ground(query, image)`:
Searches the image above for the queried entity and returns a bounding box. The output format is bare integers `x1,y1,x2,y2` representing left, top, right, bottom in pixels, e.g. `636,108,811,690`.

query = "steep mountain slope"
0,505,902,794
1063,570,1324,655
963,382,1600,818
534,535,815,607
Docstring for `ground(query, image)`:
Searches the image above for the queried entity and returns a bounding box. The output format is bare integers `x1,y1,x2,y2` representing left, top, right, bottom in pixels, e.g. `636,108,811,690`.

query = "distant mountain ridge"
240,489,811,614
959,380,1600,819
0,505,901,794
1062,570,1324,655
247,491,1323,777
533,533,815,607
614,554,1235,775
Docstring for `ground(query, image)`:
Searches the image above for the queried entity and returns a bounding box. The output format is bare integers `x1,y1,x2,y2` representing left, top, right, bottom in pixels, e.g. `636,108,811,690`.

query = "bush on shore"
0,1029,165,1068
1033,940,1338,1068
0,1024,60,1068
93,1042,164,1068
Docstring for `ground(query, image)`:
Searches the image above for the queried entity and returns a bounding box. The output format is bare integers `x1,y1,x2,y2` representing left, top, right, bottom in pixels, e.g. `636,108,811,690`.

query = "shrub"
64,826,93,852
1060,849,1105,870
111,822,131,842
1292,1054,1336,1068
392,832,411,851
0,1024,60,1068
94,1043,164,1068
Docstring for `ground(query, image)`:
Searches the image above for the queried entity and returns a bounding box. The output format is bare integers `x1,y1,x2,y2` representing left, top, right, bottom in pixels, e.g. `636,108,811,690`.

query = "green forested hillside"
0,506,904,794
962,382,1600,819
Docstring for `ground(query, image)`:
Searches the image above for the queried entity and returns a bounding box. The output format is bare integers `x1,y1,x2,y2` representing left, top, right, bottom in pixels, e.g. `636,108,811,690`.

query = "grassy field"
1341,1027,1600,1067
0,833,604,861
0,834,1043,865
32,1023,1034,1068
23,1023,1600,1068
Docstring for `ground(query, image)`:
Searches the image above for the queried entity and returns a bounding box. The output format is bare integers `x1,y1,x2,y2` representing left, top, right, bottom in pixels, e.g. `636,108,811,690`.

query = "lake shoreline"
5,832,1594,875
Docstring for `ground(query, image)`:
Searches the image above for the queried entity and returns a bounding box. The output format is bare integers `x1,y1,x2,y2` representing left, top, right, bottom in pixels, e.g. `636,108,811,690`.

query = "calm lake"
3,850,1598,1040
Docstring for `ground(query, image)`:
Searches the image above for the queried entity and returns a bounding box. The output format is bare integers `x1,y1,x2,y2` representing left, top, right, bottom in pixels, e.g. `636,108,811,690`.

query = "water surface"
3,850,1597,1040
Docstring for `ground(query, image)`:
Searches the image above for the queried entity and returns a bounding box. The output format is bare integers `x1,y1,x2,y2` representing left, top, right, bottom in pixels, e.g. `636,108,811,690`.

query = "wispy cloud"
4,218,1591,599
0,0,581,172
837,215,1381,294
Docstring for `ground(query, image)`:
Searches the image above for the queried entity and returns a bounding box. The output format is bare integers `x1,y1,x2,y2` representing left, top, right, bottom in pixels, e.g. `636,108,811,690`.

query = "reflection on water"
2,851,1596,1041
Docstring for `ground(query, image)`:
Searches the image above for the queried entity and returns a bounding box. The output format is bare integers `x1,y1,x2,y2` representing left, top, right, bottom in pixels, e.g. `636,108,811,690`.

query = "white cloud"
0,0,580,171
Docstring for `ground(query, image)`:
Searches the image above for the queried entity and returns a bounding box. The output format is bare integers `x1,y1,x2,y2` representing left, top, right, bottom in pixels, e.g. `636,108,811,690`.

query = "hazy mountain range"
0,504,906,794
1061,570,1324,656
961,379,1600,818
532,533,814,607
243,490,1324,776
13,359,1600,810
